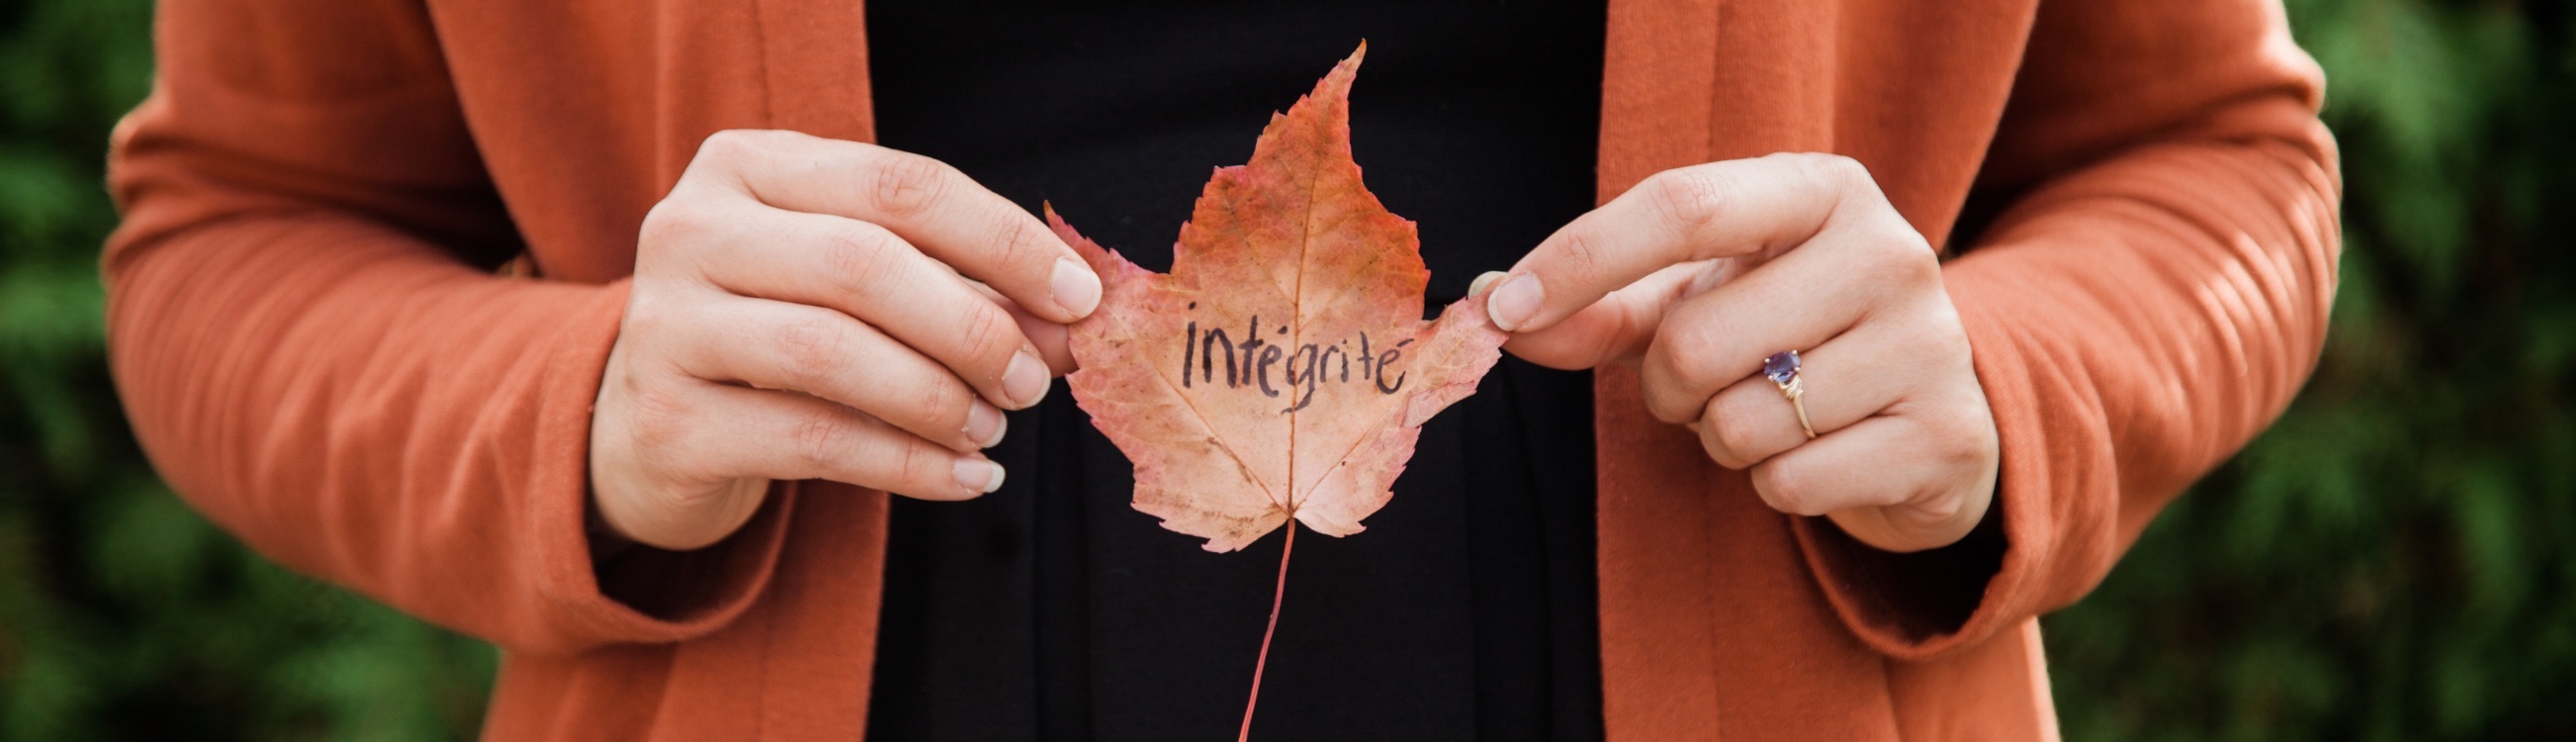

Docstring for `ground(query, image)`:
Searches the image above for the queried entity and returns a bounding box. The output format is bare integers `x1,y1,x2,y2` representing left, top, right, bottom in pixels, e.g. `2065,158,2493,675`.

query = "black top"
864,2,1609,739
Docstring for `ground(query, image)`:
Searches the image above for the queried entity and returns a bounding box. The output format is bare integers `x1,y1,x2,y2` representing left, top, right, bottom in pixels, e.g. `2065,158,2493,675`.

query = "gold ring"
1763,350,1816,439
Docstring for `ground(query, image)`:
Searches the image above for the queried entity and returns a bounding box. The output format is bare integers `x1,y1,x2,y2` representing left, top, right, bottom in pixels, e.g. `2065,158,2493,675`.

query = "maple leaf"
1050,45,1505,740
1050,45,1507,554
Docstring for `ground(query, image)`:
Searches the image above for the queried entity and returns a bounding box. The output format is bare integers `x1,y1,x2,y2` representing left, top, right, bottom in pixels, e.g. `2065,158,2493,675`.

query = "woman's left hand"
1480,152,1999,553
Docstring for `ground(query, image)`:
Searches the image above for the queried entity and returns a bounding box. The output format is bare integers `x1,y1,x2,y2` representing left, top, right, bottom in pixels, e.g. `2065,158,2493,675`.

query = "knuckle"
1752,462,1825,515
1930,304,1978,361
1911,494,1969,530
952,303,1022,373
1969,428,2001,474
618,287,677,340
1649,319,1721,384
819,224,903,294
1885,220,1936,257
1694,421,1746,470
870,151,954,219
1552,229,1612,285
1797,152,1873,190
1708,393,1771,463
861,430,938,491
1854,228,1938,288
1643,363,1719,426
696,129,754,161
1941,404,2000,467
903,374,974,433
1944,436,1995,478
1793,152,1891,214
622,382,695,458
769,315,851,389
898,440,945,490
789,408,850,470
637,198,716,256
1868,215,1936,259
991,213,1054,271
1882,305,1974,386
695,129,784,166
1922,303,1978,354
1646,167,1730,232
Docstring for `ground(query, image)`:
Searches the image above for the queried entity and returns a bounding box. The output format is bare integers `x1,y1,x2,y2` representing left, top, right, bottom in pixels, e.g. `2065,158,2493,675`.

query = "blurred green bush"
2046,1,2576,740
0,1,495,739
0,0,2567,739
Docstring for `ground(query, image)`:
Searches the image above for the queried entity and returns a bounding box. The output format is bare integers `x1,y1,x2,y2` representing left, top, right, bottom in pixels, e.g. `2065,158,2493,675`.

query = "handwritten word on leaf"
1051,45,1505,554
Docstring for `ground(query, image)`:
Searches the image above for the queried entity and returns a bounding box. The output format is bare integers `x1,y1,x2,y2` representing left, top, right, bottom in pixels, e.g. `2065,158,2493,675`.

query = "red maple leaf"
1047,44,1506,738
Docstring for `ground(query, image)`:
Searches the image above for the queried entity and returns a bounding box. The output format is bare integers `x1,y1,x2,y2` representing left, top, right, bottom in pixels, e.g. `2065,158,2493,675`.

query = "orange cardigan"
104,0,2338,739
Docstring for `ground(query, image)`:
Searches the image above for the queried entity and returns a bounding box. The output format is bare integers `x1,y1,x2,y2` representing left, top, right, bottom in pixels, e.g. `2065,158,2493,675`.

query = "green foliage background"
2046,1,2576,739
0,0,2566,738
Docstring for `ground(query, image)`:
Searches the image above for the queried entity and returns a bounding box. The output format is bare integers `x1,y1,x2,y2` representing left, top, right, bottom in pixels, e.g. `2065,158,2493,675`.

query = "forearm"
107,208,792,654
1956,119,2341,583
1797,108,2340,658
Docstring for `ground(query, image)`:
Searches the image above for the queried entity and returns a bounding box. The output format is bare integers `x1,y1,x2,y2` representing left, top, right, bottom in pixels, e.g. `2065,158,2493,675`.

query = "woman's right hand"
588,130,1100,551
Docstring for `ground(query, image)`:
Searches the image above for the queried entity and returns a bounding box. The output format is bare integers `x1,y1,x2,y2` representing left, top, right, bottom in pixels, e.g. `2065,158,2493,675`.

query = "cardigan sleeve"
102,0,792,656
1792,0,2342,660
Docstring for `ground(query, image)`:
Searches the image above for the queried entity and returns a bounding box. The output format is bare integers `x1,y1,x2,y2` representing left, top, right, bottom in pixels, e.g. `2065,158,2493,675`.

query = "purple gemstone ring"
1763,350,1817,439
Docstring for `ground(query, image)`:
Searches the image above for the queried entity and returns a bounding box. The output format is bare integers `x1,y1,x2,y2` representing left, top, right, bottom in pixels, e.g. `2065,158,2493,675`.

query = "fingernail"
952,457,1007,494
966,400,1007,448
1487,273,1544,331
1468,270,1507,297
1003,351,1050,409
1051,257,1102,319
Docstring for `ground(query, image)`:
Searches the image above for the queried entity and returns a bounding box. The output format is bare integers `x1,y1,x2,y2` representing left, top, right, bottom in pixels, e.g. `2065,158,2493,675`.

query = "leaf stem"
1238,524,1296,742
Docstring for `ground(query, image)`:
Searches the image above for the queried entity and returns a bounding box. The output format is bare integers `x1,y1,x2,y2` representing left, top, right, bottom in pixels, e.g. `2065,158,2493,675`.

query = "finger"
1496,263,1703,370
1744,415,1944,517
1485,152,1897,333
677,381,1007,502
676,207,1055,410
663,294,1006,453
1637,225,1939,423
1687,306,1951,468
1748,409,1997,552
696,130,1101,323
966,279,1077,375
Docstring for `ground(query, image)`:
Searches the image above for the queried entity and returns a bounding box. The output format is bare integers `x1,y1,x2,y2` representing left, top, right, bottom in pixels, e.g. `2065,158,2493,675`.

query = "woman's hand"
589,130,1097,551
1484,153,1999,553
